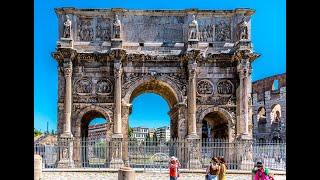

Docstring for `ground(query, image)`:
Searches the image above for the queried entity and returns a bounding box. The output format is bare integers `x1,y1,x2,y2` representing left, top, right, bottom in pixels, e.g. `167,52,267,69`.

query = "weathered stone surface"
52,8,260,167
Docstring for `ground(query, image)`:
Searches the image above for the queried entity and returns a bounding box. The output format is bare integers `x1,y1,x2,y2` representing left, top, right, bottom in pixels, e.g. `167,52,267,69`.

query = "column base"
60,132,73,138
57,159,75,168
239,133,252,140
112,133,124,139
110,158,124,169
118,166,136,180
186,133,199,140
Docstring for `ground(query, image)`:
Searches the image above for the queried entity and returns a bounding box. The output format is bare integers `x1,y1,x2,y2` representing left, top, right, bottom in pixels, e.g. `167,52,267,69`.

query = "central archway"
122,78,184,168
124,79,182,139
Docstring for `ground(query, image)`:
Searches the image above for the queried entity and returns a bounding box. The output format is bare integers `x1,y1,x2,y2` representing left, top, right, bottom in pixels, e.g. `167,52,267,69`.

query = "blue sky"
34,0,285,131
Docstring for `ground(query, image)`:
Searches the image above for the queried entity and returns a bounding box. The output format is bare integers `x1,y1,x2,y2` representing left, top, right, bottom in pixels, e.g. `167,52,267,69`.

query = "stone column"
110,60,124,168
57,61,74,168
113,60,123,138
237,59,251,136
186,61,199,139
62,61,73,137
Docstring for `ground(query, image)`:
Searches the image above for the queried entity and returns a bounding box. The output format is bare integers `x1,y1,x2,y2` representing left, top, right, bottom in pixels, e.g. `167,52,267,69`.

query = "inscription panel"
123,16,185,42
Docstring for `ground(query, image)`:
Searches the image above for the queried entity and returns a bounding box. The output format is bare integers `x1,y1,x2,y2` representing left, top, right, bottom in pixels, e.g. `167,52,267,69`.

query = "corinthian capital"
237,59,251,77
63,61,73,77
110,48,127,60
114,62,122,78
185,49,201,61
233,50,260,62
188,61,197,78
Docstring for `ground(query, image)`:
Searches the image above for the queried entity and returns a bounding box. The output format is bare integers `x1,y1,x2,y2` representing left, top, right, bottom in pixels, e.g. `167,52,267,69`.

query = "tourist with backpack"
169,156,181,180
252,161,270,180
206,157,220,180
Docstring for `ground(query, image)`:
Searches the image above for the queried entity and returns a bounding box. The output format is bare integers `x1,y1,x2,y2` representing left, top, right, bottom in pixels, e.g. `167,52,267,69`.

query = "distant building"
148,128,156,139
156,126,170,142
88,123,107,141
252,73,286,142
131,127,149,141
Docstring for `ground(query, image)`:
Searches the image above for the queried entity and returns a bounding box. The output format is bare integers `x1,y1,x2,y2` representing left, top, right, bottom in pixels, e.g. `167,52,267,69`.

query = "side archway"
72,105,113,167
199,107,235,141
74,105,113,138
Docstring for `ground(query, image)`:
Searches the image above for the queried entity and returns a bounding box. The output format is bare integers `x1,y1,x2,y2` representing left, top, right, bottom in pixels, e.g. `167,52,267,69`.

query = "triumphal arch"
52,8,260,168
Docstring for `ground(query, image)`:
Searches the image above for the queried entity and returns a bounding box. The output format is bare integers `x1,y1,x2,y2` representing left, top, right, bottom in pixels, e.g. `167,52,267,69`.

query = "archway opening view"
79,112,110,167
129,93,170,142
202,112,228,140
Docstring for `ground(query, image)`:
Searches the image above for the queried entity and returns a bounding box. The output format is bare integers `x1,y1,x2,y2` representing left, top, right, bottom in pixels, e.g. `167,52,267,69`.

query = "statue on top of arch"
238,16,249,40
188,15,199,40
113,15,121,39
63,15,72,38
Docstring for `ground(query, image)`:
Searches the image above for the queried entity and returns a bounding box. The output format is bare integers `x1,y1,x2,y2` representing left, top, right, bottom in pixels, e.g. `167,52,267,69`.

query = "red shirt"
169,162,180,177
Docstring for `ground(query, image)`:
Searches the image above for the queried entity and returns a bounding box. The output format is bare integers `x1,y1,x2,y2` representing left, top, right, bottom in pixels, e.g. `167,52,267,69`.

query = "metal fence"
34,138,285,171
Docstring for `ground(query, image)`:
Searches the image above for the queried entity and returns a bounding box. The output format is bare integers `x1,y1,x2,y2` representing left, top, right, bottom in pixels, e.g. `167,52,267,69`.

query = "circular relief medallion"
75,78,92,94
96,79,113,94
197,80,214,95
217,80,233,95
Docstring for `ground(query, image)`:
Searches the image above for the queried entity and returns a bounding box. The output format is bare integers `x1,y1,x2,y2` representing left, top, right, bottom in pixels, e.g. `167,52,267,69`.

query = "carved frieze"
196,96,234,105
96,18,111,41
77,53,95,61
78,18,94,41
217,80,234,95
199,24,214,42
74,78,92,94
215,20,231,41
161,73,187,96
197,79,214,96
121,72,187,97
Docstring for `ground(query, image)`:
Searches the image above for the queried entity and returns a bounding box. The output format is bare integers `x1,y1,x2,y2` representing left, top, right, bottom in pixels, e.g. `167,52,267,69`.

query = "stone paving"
42,172,286,180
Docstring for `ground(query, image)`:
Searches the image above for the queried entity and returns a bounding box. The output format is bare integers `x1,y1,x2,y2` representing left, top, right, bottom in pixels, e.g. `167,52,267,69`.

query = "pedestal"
186,138,201,169
112,39,123,48
187,39,199,49
59,38,73,48
118,166,136,180
110,137,124,169
57,136,75,168
236,138,253,170
34,154,42,180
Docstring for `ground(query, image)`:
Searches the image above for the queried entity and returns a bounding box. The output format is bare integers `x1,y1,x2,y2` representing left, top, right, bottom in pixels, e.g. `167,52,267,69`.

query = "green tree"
34,128,42,137
93,140,106,159
128,127,133,139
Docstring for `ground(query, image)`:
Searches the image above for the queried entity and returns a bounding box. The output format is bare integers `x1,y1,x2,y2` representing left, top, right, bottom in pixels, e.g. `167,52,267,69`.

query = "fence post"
143,140,146,172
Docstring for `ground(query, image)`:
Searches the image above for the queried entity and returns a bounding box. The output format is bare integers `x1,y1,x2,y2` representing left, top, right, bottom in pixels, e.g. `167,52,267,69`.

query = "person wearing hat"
252,161,270,180
169,156,181,180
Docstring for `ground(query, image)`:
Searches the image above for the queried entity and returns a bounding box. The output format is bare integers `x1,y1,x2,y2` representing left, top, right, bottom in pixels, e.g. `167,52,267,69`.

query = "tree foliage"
34,128,42,137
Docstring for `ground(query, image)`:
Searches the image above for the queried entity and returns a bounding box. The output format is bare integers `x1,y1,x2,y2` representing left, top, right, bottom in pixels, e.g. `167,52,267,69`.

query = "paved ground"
42,172,286,180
